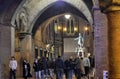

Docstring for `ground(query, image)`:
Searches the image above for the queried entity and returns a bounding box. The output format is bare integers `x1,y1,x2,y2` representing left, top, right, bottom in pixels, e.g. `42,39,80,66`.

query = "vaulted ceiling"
0,0,94,35
32,1,93,35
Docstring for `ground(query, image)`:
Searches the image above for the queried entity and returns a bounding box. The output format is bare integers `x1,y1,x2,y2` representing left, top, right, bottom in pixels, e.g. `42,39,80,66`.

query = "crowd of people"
9,54,95,79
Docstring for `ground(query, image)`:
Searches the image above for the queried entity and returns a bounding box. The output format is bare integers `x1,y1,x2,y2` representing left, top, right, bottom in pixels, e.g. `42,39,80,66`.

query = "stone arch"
9,0,93,34
1,0,93,32
26,0,93,33
29,1,93,36
40,13,89,41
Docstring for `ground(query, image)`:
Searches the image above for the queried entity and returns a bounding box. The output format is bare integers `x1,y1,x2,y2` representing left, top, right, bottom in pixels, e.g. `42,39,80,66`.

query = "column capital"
99,0,120,13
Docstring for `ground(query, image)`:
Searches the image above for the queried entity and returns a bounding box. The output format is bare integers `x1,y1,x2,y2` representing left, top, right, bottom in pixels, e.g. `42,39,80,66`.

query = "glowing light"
58,26,62,30
74,27,78,32
63,27,67,32
84,26,88,31
64,14,71,19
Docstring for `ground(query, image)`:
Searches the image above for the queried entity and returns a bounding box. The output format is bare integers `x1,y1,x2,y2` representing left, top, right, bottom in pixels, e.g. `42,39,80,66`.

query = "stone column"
25,34,33,62
98,0,120,79
107,9,120,79
93,6,108,79
0,24,15,79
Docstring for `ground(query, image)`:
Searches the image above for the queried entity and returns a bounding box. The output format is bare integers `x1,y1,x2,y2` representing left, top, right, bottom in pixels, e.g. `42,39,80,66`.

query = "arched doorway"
0,0,108,79
12,0,94,78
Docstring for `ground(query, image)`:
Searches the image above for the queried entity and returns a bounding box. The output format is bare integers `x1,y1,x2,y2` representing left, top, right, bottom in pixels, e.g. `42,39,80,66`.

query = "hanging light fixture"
64,14,71,19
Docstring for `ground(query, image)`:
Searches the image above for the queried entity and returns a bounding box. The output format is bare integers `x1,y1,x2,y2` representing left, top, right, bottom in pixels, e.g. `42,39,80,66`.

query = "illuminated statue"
74,33,84,57
74,33,84,47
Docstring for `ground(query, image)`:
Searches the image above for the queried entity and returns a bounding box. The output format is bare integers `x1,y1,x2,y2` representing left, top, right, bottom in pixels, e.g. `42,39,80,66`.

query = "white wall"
64,38,78,52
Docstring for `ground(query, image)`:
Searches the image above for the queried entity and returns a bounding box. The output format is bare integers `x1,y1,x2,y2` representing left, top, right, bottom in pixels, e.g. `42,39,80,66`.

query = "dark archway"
32,1,92,36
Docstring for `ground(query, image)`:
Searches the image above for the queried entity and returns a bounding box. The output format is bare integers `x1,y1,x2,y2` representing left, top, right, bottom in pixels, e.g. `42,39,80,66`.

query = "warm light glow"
64,14,71,19
84,26,88,31
54,24,58,32
63,27,67,32
58,26,62,30
74,27,78,32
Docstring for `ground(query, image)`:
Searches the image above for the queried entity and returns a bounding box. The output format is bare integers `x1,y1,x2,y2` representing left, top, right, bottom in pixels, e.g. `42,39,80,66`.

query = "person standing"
55,56,64,79
83,54,90,79
37,56,42,79
9,56,17,79
64,59,69,79
74,55,82,79
27,61,32,78
48,59,55,79
33,59,39,79
22,59,32,79
80,57,85,77
67,57,74,79
22,59,28,79
40,57,48,79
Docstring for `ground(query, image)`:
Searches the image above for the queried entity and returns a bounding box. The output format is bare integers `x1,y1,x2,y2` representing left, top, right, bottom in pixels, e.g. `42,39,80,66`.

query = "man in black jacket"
55,56,64,79
74,56,82,79
33,59,39,79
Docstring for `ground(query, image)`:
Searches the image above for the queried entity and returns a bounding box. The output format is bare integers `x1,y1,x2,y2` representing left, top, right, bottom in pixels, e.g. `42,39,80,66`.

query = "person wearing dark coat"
41,57,48,79
22,59,28,79
67,57,74,79
33,59,39,79
22,59,32,79
48,59,55,79
37,57,48,79
27,62,32,77
55,56,64,79
74,56,82,79
37,57,42,79
64,59,69,79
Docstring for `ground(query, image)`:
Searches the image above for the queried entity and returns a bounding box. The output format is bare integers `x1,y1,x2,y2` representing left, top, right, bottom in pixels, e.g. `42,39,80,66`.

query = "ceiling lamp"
64,14,71,19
